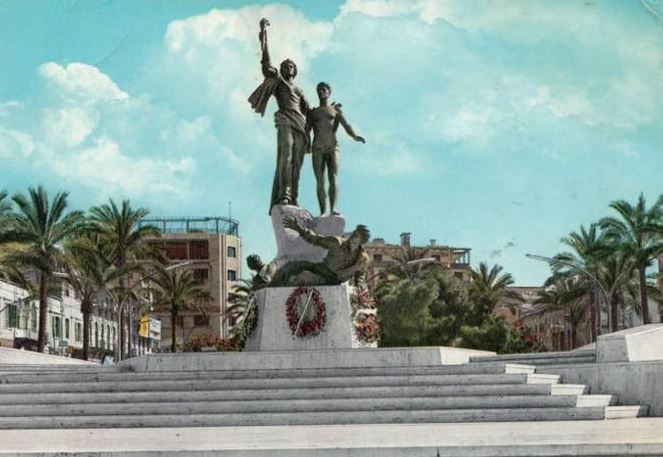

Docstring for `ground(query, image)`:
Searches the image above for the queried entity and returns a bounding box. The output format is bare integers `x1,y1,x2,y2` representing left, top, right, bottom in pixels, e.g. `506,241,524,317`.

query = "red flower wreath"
285,286,326,337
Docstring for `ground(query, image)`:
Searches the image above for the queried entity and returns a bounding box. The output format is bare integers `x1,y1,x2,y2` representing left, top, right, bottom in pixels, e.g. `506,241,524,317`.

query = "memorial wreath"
285,286,326,337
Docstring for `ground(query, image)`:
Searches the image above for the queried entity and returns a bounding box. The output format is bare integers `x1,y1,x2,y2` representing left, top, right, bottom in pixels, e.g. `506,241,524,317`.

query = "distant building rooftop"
139,217,239,236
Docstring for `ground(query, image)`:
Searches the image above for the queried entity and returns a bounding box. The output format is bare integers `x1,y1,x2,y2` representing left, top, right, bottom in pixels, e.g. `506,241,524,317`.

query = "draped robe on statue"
249,74,310,213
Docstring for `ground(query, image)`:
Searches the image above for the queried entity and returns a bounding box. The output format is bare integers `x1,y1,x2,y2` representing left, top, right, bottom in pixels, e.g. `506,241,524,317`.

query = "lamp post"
525,253,610,336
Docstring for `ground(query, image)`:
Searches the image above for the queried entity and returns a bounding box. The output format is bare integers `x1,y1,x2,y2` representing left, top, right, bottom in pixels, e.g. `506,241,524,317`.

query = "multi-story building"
0,279,117,358
140,217,241,350
364,232,471,285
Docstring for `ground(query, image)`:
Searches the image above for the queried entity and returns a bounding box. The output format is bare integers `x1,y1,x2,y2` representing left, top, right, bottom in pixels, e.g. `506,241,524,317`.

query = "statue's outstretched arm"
283,216,336,249
336,109,365,143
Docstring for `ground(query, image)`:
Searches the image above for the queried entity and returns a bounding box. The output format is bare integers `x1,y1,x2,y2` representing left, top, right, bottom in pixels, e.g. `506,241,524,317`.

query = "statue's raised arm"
259,18,277,79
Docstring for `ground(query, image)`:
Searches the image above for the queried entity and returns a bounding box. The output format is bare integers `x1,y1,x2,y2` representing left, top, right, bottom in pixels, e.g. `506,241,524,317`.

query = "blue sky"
1,0,662,285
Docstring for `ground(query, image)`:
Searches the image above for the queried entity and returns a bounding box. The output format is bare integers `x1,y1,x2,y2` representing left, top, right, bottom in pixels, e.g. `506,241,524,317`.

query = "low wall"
123,347,495,372
0,347,95,365
544,360,663,416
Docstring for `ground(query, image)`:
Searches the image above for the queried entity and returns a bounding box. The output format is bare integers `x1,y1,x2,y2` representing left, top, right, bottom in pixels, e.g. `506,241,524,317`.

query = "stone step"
0,382,580,405
470,350,596,365
0,364,110,372
0,373,560,394
0,406,645,429
0,363,535,384
3,419,662,456
0,394,616,417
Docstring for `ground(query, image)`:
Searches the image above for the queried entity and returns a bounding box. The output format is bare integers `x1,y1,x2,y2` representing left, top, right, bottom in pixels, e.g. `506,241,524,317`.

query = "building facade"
0,279,117,358
140,217,241,349
364,232,471,285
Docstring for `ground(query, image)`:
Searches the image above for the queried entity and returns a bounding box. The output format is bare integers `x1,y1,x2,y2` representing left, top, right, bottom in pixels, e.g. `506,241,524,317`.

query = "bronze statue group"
247,18,369,288
248,18,365,217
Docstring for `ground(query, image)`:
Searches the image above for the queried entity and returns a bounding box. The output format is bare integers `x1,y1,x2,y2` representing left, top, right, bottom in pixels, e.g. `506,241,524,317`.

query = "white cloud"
42,107,97,147
50,137,197,196
0,62,254,202
39,62,129,103
339,0,451,24
0,127,34,158
437,106,501,149
162,4,333,111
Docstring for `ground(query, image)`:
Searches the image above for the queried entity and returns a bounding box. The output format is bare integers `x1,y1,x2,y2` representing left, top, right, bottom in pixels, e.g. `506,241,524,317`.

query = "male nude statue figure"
307,82,365,216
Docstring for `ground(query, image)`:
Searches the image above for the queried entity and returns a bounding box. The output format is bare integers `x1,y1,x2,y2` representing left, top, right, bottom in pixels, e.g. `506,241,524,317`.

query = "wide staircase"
0,350,660,456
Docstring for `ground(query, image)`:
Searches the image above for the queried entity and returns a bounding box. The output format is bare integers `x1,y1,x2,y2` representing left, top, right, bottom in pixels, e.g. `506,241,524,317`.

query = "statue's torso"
274,78,306,117
310,106,338,150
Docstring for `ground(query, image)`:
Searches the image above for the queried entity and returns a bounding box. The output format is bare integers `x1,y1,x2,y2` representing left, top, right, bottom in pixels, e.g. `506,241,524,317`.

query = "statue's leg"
290,130,307,207
276,125,294,204
328,146,339,215
312,149,326,215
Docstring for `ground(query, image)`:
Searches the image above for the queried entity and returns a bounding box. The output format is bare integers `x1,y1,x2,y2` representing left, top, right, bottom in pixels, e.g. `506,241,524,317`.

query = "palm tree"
535,277,589,349
381,247,436,280
63,233,131,360
90,199,159,359
0,186,86,352
148,265,210,352
468,262,520,325
551,223,608,340
225,277,262,345
598,250,636,332
600,193,663,324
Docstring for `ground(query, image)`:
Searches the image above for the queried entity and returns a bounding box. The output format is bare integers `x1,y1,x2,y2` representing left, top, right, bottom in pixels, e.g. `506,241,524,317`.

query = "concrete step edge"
604,405,649,419
0,407,612,429
0,363,537,384
0,384,557,404
0,395,596,416
0,373,543,393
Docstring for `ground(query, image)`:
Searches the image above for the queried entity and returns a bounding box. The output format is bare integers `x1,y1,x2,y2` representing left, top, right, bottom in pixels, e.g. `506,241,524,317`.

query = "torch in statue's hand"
259,18,270,45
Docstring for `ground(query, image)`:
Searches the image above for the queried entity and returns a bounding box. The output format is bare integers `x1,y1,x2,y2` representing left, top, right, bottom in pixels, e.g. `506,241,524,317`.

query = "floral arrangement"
354,312,380,343
183,334,239,352
350,287,376,310
285,286,326,337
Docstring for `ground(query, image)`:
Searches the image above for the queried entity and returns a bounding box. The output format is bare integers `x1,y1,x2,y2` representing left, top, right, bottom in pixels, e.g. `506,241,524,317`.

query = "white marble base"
596,323,663,362
244,284,356,351
261,205,345,281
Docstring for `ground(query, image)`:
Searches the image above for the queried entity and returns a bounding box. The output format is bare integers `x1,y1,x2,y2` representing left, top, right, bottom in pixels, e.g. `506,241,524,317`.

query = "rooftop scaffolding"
139,217,239,236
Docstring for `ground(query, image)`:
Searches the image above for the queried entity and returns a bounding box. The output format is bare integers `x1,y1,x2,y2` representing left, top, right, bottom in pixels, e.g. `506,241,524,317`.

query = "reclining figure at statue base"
248,216,370,288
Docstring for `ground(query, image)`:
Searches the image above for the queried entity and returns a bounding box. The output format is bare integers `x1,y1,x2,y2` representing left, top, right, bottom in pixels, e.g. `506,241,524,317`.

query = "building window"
190,240,209,260
30,307,37,331
227,246,236,258
164,241,188,260
75,323,82,342
5,303,18,328
64,318,70,339
227,269,237,281
454,271,464,280
193,268,209,284
194,315,209,327
228,315,237,327
176,316,185,328
52,316,62,339
373,254,383,262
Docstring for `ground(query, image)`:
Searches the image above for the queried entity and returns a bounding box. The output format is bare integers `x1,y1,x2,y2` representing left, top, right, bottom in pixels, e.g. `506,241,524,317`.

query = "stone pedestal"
244,284,357,351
